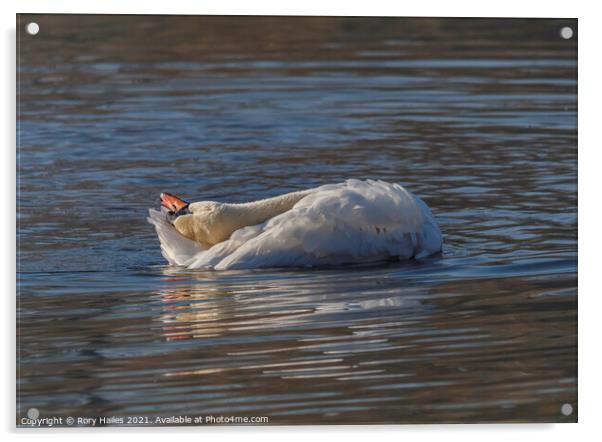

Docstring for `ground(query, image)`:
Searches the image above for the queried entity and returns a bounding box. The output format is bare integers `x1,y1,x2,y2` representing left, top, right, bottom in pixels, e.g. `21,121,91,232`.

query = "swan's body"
148,179,442,270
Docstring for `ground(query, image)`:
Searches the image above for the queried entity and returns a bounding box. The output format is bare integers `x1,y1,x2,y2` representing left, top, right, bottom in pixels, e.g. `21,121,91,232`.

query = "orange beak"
160,192,189,213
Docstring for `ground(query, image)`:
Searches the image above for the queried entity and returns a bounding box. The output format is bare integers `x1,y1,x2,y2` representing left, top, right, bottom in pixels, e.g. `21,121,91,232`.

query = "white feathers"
147,207,204,266
147,179,442,269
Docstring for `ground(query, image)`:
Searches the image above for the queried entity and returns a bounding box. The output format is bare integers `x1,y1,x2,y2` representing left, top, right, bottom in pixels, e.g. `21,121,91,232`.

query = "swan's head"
160,192,222,248
161,192,190,217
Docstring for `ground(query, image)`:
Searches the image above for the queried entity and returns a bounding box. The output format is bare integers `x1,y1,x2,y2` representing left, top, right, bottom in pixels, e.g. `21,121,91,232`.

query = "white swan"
147,179,442,270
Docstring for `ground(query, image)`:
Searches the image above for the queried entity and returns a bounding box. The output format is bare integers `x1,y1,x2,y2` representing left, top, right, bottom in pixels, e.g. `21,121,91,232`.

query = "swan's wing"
184,225,263,269
147,208,204,266
213,179,442,270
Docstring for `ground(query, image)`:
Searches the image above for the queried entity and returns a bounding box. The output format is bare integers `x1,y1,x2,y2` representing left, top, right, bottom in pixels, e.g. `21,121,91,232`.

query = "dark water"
17,16,577,425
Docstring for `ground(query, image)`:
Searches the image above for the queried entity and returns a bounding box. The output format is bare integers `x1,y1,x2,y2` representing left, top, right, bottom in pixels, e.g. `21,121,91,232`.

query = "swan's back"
148,179,442,269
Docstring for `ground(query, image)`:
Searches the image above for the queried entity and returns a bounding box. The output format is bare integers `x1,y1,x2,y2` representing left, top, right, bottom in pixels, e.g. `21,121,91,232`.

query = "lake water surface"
17,16,577,425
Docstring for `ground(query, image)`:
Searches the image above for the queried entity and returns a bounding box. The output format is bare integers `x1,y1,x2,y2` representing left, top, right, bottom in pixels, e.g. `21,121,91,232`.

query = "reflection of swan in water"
148,180,442,270
158,289,230,341
156,268,430,380
157,268,425,343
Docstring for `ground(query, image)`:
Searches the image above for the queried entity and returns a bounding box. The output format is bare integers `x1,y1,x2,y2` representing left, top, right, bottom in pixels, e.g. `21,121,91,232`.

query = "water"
17,16,577,424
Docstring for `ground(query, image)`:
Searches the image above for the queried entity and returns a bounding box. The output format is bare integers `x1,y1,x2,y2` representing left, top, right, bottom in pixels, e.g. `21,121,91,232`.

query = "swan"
147,179,442,270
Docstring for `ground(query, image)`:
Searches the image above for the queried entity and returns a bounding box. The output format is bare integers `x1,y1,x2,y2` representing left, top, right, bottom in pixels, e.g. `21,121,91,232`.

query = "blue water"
17,16,577,425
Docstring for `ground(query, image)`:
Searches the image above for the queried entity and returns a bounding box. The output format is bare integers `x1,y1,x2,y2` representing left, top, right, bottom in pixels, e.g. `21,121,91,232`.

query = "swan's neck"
227,189,314,227
175,189,317,247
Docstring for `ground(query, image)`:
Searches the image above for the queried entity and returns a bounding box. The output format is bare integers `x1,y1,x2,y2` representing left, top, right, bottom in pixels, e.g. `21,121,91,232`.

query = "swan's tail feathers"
147,208,204,266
